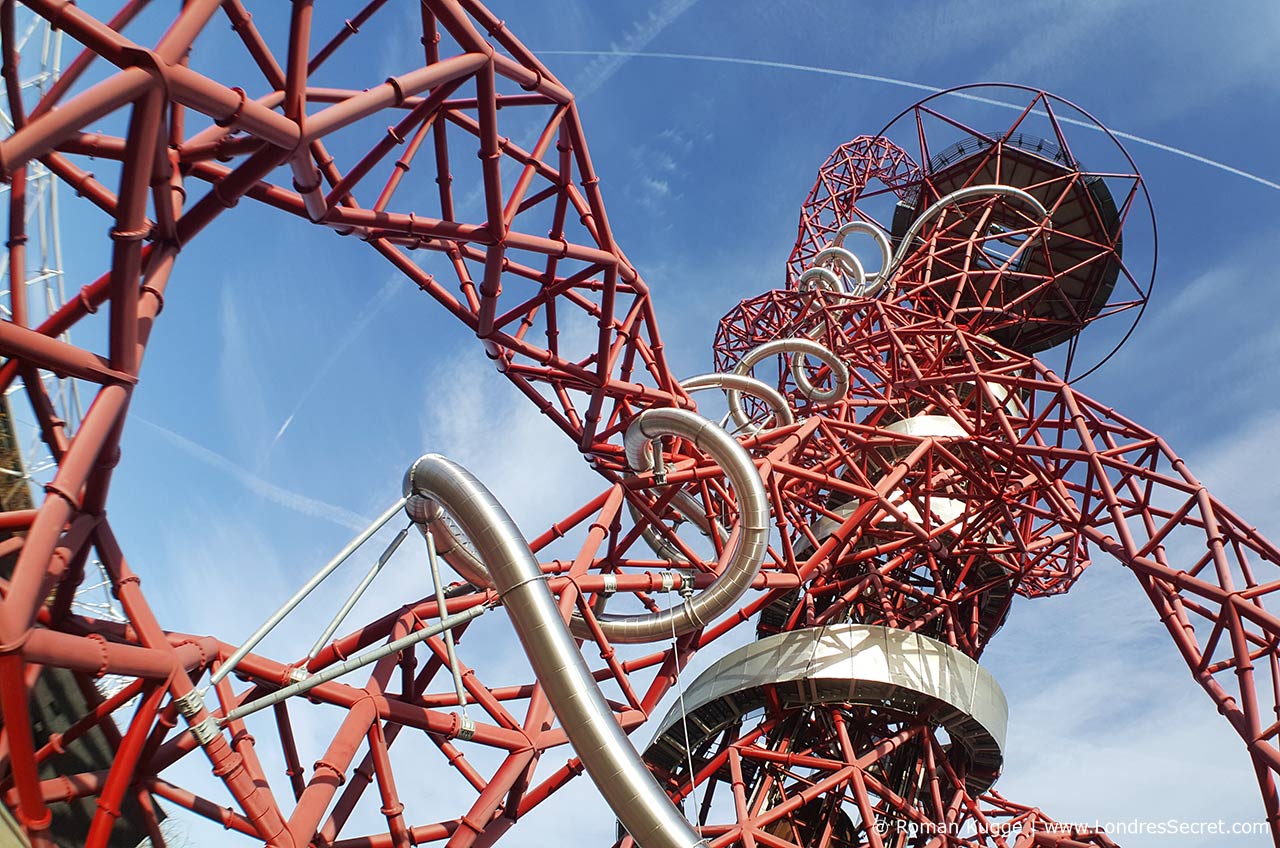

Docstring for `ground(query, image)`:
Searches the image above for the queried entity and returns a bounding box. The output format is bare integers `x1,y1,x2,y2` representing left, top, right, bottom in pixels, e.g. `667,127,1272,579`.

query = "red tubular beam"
230,655,531,750
0,68,153,178
303,54,487,144
365,721,411,848
21,0,132,66
490,54,571,105
0,321,134,384
474,60,505,240
32,678,145,768
19,629,212,679
0,509,36,531
29,0,149,119
286,697,377,840
6,161,27,325
84,684,167,847
307,0,391,74
0,656,51,835
221,0,286,89
108,89,165,376
324,78,467,209
179,91,287,159
0,246,152,394
444,750,534,848
26,769,110,804
272,702,308,801
333,820,461,848
153,0,221,64
0,383,127,645
12,6,1279,844
424,0,492,54
132,789,166,848
93,524,295,846
283,0,317,219
146,778,260,838
178,146,293,244
43,150,121,215
165,64,300,149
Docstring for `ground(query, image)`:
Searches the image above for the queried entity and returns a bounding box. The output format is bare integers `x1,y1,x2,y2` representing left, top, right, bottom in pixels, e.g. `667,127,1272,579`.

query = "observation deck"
890,133,1124,353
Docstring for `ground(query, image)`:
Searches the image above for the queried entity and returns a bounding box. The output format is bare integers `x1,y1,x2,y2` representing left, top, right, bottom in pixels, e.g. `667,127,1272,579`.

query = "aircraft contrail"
261,275,404,465
541,50,1280,193
136,417,372,531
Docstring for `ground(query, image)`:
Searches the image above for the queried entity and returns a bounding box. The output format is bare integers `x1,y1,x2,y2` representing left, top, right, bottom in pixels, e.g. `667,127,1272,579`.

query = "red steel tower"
0,4,1276,847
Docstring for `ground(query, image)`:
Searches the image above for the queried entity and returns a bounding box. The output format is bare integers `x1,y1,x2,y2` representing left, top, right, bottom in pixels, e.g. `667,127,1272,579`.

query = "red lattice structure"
785,135,920,288
0,4,1274,848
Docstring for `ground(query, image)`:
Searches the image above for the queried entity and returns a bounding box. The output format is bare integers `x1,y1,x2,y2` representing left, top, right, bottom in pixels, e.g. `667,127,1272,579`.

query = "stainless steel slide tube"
732,337,850,409
832,220,892,295
884,183,1049,280
813,244,866,292
403,454,708,848
570,408,769,644
679,372,794,435
405,493,492,590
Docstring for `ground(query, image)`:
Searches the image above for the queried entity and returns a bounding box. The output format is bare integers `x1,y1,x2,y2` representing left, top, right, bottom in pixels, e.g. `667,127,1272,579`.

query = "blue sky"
29,0,1280,845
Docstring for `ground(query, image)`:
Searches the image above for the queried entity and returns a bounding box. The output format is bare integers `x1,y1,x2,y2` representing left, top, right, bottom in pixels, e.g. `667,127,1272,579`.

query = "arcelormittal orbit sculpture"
0,3,1276,847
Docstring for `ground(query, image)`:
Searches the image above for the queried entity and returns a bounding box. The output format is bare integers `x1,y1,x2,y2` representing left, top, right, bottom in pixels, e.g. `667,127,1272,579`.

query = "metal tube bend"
577,408,770,644
813,245,866,293
404,494,493,590
402,453,708,848
832,220,892,295
679,372,794,435
885,183,1049,281
796,265,843,293
732,337,850,409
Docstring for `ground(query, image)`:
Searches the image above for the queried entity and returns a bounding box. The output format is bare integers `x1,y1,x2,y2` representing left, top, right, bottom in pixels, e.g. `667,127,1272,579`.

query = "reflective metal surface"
585,408,771,643
646,623,1008,793
731,337,850,408
404,454,708,848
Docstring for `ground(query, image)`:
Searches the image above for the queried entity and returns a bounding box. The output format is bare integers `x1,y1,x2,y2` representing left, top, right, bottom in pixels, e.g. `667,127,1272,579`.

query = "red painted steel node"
0,6,1276,848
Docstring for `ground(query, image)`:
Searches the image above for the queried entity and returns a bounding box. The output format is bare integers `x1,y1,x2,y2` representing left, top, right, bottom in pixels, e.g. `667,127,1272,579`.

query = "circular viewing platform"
890,132,1124,353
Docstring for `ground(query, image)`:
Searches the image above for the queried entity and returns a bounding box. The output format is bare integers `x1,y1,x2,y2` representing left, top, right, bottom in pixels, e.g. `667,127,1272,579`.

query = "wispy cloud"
136,416,372,531
418,347,600,537
988,565,1267,846
573,1,701,98
976,0,1279,127
623,126,714,213
540,50,1280,194
219,285,275,466
261,275,405,465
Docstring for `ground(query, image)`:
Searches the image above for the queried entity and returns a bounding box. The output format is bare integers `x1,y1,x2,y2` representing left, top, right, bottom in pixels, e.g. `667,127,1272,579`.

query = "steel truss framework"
0,0,130,644
0,3,1273,848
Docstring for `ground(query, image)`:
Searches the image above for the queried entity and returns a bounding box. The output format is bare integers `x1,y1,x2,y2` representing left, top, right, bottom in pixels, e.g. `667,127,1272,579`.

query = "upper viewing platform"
786,86,1155,378
891,130,1125,353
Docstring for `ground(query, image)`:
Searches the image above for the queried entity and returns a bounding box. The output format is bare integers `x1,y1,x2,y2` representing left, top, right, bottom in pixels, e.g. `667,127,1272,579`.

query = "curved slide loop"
679,372,795,436
404,493,493,590
575,408,770,644
732,337,850,414
402,454,709,848
832,220,893,296
796,265,843,294
884,184,1050,281
813,245,866,293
